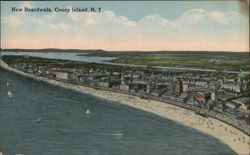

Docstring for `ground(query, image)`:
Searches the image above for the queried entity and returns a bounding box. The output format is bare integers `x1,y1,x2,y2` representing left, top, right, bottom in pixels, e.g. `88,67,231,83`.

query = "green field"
85,52,250,71
1,55,152,72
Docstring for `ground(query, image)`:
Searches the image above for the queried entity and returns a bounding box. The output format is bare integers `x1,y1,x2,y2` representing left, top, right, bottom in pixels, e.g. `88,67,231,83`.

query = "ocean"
0,68,235,155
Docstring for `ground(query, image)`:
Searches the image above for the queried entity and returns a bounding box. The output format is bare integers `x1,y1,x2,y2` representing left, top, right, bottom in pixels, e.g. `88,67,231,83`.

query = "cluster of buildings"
9,62,250,124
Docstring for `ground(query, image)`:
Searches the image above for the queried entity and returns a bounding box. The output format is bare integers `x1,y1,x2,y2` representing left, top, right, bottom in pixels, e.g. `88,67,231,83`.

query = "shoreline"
0,60,249,155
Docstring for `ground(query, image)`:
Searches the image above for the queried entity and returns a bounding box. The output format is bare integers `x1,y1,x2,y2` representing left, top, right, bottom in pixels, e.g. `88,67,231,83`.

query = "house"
195,80,209,87
161,89,173,99
196,95,205,103
45,74,56,79
176,93,188,102
151,88,159,96
36,67,47,75
120,84,130,91
138,88,146,94
206,99,214,110
183,82,189,92
175,79,183,94
224,108,245,120
225,101,239,109
113,72,120,76
110,80,120,89
232,97,250,112
129,84,139,93
195,91,210,103
216,91,235,101
96,81,110,88
214,103,224,113
211,92,216,101
55,70,74,80
221,82,241,93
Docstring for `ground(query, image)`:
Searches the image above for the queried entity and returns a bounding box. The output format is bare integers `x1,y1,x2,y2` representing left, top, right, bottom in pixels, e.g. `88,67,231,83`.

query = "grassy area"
85,52,250,71
1,55,159,73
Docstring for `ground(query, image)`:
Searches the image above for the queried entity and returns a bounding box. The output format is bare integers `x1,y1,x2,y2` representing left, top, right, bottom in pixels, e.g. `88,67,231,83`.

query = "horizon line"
1,48,249,53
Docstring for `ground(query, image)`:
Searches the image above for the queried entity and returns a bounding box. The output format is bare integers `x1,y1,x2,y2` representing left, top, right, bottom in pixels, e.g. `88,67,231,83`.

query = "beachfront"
0,59,249,155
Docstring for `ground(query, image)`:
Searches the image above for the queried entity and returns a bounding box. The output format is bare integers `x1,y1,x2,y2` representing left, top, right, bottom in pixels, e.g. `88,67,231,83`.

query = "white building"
221,82,241,93
183,82,189,92
195,81,209,87
211,92,216,101
55,70,74,80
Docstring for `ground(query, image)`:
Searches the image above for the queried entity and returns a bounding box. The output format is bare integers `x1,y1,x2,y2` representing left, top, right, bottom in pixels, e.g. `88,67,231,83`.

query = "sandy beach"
1,59,249,155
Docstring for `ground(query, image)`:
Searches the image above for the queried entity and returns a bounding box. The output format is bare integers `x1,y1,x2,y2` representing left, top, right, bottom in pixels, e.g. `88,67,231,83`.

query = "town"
3,55,250,135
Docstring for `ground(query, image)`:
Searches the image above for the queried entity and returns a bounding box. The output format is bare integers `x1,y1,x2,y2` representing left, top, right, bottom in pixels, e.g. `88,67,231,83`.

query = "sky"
1,1,249,52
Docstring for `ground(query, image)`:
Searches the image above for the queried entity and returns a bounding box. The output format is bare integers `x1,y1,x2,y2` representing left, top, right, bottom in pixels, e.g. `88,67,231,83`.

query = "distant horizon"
1,48,249,53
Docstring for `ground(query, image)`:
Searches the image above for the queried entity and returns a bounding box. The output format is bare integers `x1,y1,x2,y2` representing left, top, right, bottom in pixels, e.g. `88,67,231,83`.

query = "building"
225,101,239,109
195,80,209,87
195,92,210,103
206,99,214,110
96,81,110,88
214,103,224,113
221,82,241,93
161,88,174,99
196,95,205,103
151,88,159,96
55,70,74,80
224,108,245,120
211,92,216,101
120,84,130,91
175,93,188,102
146,82,151,94
183,82,189,92
232,97,250,113
175,79,183,94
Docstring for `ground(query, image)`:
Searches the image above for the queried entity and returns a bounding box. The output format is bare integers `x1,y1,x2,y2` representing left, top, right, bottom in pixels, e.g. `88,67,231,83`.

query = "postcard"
0,1,249,155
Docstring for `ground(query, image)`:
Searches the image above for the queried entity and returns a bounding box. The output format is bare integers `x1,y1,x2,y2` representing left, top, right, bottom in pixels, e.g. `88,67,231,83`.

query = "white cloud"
2,15,23,27
19,1,35,8
180,9,207,21
2,7,248,51
68,10,136,27
209,11,240,24
50,23,71,30
66,8,242,36
31,17,44,24
29,13,58,26
1,1,35,27
140,14,171,26
104,10,116,18
42,13,58,20
177,9,241,26
1,2,51,27
209,11,227,23
68,12,80,21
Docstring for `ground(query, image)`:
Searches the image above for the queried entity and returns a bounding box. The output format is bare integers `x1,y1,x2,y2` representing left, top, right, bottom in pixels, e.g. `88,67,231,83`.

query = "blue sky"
1,1,242,20
1,1,249,51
